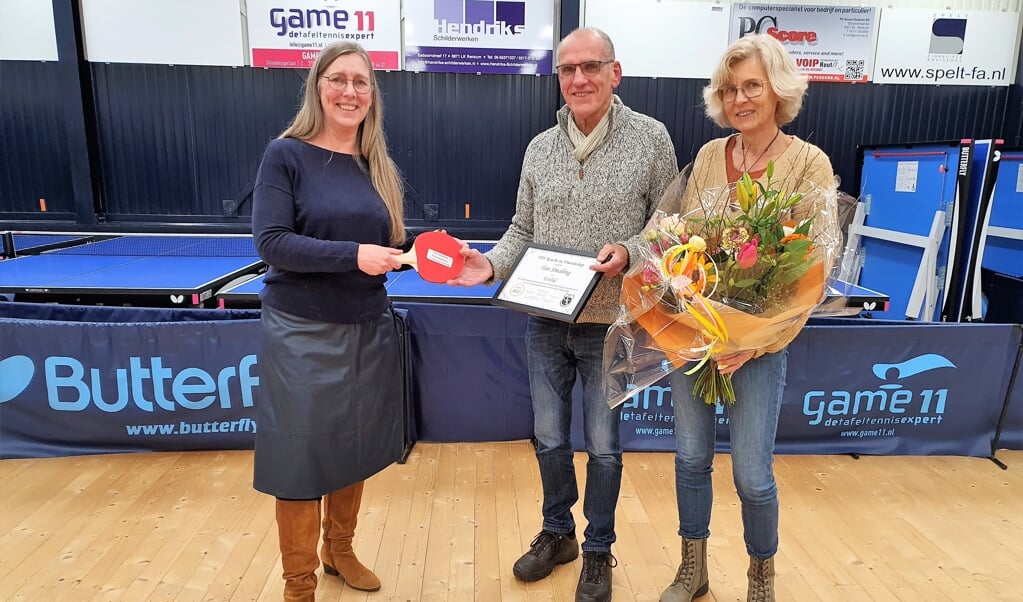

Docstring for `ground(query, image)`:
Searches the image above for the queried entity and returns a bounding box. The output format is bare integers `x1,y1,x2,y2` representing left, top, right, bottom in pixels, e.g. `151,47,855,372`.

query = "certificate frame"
491,243,603,322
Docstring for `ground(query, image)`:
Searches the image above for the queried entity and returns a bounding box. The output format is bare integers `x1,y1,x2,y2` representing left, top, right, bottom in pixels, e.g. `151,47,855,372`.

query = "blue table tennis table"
217,269,500,308
816,280,890,317
218,238,888,316
0,235,264,308
217,240,500,308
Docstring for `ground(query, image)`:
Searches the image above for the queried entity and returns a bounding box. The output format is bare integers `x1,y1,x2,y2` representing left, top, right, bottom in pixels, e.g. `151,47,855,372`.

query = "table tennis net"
46,236,489,258
46,236,259,257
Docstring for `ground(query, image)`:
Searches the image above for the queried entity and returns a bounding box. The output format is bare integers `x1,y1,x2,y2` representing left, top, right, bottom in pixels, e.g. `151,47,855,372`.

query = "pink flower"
736,240,759,269
641,266,661,284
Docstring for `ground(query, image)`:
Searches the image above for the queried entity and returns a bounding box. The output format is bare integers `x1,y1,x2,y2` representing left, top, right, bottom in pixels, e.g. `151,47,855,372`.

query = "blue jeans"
666,349,788,558
526,316,623,553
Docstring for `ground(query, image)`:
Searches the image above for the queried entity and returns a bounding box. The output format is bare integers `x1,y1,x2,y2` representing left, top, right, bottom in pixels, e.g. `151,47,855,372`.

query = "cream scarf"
566,104,613,164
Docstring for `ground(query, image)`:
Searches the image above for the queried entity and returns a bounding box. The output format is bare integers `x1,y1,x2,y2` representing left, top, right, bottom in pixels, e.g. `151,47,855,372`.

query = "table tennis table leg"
394,309,416,464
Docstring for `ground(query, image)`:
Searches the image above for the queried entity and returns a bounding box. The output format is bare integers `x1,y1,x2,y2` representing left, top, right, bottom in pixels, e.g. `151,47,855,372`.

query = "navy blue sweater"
252,138,395,323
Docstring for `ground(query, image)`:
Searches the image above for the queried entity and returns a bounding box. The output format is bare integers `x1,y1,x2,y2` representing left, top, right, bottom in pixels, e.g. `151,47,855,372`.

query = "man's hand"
715,350,756,376
447,246,494,286
357,244,402,275
591,243,629,278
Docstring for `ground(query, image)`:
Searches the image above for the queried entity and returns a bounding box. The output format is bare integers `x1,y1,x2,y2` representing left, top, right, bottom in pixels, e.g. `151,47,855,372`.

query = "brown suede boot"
320,481,381,592
747,556,775,602
276,499,321,602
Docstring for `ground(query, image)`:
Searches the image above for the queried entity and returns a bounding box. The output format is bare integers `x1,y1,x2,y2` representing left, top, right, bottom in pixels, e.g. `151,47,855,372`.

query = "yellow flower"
736,181,751,212
687,235,707,253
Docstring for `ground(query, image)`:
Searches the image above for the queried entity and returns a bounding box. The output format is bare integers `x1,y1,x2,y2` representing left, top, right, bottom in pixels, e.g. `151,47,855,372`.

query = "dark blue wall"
1,0,1020,236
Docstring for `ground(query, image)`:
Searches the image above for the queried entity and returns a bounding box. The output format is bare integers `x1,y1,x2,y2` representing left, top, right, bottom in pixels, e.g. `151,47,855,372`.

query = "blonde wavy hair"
279,42,405,245
703,34,808,129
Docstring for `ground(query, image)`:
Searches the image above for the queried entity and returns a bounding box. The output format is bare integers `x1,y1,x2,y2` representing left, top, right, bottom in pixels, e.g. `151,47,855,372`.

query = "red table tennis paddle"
396,231,464,283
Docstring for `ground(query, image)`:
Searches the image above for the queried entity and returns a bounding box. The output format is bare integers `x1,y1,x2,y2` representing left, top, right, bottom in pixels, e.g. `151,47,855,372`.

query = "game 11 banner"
247,0,401,69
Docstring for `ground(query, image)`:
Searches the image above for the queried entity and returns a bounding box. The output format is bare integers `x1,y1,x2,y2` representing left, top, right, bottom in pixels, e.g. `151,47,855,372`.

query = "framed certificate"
492,244,603,322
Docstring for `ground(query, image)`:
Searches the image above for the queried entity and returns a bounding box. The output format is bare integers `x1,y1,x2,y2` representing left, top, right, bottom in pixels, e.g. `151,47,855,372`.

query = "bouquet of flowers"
604,158,842,408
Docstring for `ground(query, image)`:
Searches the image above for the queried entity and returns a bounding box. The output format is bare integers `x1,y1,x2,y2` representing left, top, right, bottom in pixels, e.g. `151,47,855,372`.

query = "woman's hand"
357,244,402,275
716,350,756,376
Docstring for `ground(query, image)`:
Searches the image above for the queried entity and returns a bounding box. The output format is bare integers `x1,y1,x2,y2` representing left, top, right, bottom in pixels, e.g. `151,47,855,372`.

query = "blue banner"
999,339,1023,450
2,302,1019,459
0,309,261,459
580,320,1020,457
397,302,534,442
780,322,1018,456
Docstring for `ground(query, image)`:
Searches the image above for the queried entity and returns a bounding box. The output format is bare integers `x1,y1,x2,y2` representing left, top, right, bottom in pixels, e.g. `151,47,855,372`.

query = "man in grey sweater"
450,27,677,602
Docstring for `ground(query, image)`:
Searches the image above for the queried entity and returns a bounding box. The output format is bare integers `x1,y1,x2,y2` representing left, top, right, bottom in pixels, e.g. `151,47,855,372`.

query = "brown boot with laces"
660,537,709,601
746,555,775,602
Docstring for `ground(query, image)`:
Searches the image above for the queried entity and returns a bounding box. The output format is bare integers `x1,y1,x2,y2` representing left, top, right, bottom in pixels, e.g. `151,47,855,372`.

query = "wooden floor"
1,443,1020,601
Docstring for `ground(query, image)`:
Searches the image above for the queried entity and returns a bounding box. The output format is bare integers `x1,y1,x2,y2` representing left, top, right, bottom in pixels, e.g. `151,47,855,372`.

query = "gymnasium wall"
1,0,1021,237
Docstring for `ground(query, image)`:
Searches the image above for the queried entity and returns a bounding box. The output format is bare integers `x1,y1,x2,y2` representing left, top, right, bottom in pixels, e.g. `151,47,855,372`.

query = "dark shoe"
576,551,617,602
512,530,579,582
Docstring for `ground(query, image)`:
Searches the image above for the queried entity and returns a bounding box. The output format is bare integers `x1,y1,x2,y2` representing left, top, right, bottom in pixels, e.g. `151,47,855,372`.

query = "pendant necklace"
740,129,782,172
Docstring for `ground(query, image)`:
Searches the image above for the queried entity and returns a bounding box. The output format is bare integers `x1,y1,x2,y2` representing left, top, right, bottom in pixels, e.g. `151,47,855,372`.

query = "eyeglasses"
322,75,372,94
554,60,614,79
719,79,765,102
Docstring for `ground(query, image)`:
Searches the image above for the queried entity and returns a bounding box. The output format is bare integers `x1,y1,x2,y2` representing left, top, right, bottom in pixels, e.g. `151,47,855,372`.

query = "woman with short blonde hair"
657,34,837,602
703,34,808,128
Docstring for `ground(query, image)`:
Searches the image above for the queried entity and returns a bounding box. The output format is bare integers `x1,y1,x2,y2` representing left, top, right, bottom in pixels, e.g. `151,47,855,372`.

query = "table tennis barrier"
1,301,1020,462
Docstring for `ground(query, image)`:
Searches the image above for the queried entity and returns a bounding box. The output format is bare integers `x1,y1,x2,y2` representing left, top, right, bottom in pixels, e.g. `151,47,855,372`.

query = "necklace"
740,129,782,172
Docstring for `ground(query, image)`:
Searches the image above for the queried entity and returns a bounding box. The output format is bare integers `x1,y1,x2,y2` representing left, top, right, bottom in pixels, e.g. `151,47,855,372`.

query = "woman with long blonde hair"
251,42,407,601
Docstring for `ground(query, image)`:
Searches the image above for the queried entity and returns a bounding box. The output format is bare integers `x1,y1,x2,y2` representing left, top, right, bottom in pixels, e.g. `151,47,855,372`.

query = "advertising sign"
247,0,401,69
0,1,58,61
577,322,1019,456
778,323,1018,457
584,0,729,79
0,318,260,459
730,3,878,82
80,0,244,66
874,9,1020,86
404,0,555,74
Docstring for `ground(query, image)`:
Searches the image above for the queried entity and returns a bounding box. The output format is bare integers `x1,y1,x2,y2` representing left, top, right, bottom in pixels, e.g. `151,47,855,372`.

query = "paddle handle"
396,247,417,268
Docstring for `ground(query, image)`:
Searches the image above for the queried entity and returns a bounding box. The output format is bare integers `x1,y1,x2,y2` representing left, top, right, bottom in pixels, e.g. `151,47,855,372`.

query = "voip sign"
0,354,258,412
803,354,955,426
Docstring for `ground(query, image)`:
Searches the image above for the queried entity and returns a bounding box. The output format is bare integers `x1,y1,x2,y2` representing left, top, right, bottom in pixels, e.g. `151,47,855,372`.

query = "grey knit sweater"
486,95,678,324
